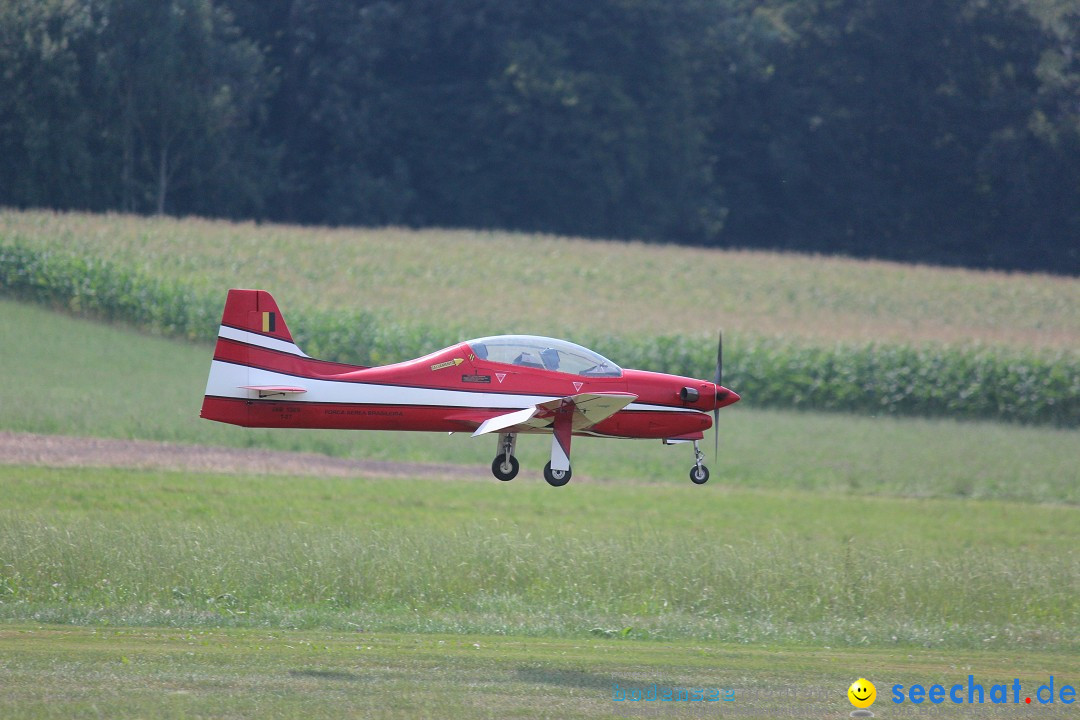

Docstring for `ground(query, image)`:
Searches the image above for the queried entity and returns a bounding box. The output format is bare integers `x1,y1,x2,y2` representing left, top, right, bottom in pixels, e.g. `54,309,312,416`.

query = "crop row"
2,242,1077,426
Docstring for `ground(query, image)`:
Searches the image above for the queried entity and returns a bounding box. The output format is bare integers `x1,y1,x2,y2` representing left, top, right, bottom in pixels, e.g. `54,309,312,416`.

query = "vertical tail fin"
219,288,298,344
201,289,310,426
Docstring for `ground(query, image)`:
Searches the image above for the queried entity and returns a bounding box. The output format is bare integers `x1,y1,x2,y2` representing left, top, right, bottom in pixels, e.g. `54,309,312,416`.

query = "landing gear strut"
689,439,710,485
491,433,519,481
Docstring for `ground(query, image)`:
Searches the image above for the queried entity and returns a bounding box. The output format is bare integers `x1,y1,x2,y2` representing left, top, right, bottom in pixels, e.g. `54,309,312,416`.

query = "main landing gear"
491,433,519,481
543,462,571,487
490,432,573,486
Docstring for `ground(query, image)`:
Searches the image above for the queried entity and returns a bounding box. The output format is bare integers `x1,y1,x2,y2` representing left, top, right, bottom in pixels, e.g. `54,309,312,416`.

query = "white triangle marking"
496,373,506,383
573,382,583,392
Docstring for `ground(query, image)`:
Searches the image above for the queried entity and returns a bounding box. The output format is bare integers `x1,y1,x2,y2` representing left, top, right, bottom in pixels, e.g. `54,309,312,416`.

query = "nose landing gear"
690,439,710,485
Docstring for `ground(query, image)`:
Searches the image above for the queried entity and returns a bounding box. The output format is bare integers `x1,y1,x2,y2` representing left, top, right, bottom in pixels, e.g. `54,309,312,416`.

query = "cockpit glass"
467,335,622,377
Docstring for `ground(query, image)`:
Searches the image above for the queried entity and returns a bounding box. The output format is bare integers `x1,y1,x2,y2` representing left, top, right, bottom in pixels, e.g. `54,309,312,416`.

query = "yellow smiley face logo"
848,678,876,708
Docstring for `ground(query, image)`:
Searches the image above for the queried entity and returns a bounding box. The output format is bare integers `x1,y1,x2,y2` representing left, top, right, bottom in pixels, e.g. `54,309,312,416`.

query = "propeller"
713,331,722,459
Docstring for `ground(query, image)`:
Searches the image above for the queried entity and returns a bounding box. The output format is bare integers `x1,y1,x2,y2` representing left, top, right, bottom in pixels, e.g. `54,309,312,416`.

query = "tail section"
201,289,305,426
200,289,357,427
208,289,311,376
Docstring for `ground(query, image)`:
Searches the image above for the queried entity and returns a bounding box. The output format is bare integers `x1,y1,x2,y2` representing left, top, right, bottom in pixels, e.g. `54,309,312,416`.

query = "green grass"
2,298,1078,501
2,625,1077,719
4,209,1078,349
3,458,1077,717
0,263,1078,717
0,302,1076,654
4,626,1075,720
1,210,1078,717
1,465,1077,653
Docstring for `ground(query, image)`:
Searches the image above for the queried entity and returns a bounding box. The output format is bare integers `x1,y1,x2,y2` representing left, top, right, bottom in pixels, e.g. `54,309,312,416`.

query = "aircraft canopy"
467,335,622,377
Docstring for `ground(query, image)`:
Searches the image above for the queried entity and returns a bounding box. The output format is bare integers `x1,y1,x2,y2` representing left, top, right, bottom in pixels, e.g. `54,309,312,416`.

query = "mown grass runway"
4,625,1078,719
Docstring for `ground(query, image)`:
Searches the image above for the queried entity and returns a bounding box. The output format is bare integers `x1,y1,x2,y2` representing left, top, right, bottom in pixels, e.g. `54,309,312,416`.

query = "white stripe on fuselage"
205,360,702,416
219,325,309,357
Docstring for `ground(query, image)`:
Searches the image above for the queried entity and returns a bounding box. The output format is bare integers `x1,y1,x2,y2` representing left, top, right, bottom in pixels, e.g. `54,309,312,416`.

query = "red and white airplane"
201,289,740,485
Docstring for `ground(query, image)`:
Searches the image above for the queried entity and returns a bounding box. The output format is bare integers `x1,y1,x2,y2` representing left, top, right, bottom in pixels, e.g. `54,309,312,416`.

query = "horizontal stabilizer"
240,385,307,398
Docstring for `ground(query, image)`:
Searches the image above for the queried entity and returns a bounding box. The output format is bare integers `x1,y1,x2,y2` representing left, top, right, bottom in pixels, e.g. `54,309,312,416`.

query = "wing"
471,392,637,437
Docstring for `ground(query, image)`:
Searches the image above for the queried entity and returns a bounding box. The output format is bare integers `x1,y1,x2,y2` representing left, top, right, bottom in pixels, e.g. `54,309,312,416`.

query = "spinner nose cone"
715,384,740,409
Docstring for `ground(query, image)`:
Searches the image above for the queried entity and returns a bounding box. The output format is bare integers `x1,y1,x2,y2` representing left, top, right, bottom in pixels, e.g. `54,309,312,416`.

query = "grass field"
4,626,1076,719
1,301,1077,651
3,209,1079,349
2,464,1077,651
1,458,1077,717
2,209,1078,717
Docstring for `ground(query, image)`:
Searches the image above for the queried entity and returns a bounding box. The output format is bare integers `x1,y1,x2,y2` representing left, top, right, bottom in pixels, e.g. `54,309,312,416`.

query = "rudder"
219,288,297,343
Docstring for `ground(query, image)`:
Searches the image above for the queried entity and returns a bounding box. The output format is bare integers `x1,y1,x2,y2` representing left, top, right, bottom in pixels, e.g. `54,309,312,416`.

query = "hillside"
3,210,1078,348
3,210,1078,426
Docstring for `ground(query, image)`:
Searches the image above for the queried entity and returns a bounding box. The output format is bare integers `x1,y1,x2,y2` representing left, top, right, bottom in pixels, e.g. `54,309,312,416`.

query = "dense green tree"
99,0,274,216
480,0,723,242
721,0,1077,271
2,0,1079,273
0,0,101,209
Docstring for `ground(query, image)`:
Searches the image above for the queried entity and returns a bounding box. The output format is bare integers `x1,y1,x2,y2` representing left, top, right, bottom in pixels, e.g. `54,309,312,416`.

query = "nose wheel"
690,439,710,484
491,433,519,481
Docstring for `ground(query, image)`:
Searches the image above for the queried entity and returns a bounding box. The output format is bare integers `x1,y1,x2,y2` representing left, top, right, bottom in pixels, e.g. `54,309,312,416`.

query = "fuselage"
202,332,739,440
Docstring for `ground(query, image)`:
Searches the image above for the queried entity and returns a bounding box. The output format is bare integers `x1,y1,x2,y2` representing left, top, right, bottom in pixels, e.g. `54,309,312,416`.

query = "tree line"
2,0,1078,274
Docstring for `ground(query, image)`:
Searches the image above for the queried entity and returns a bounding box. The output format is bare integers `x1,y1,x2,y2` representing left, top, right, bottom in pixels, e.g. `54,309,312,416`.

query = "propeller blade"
714,406,720,459
714,331,723,385
714,331,722,459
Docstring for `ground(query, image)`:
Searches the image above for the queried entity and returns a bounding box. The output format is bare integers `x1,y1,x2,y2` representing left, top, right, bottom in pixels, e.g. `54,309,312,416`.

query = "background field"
4,210,1079,348
4,210,1079,426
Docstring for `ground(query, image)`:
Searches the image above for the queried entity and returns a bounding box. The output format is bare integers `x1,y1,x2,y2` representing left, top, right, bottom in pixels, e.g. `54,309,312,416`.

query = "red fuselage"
203,338,739,440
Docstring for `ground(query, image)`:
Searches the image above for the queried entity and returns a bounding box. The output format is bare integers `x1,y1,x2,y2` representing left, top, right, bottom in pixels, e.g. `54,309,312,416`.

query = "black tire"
543,461,572,487
492,455,519,481
690,465,710,485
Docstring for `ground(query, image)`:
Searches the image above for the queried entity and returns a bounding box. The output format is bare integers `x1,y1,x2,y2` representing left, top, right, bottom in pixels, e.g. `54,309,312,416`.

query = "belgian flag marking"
262,311,276,333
